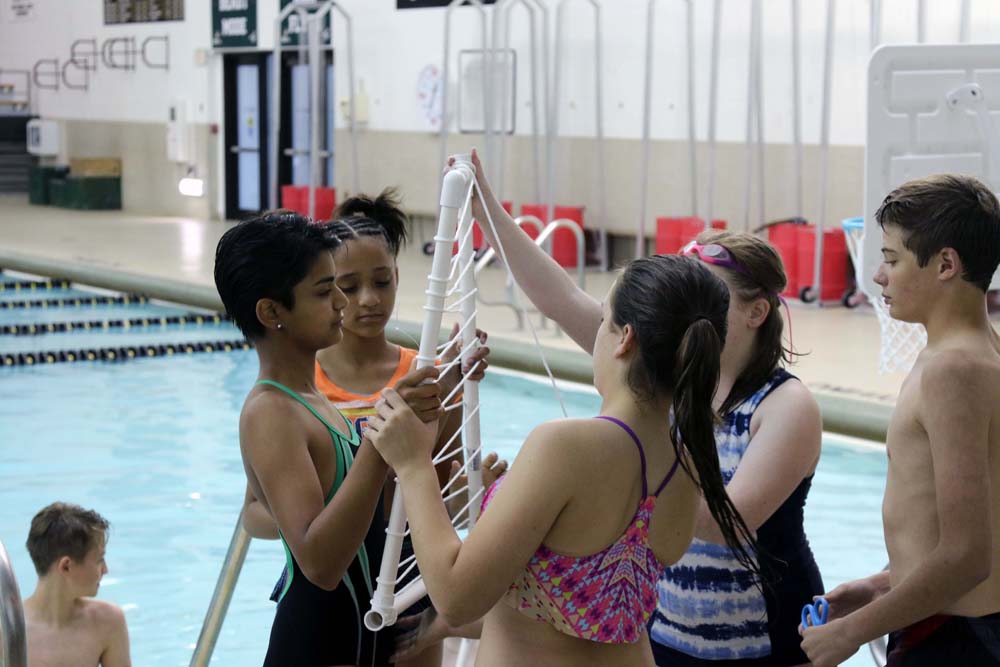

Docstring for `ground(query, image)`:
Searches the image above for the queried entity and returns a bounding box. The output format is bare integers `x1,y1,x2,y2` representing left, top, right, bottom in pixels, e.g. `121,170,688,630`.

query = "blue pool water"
0,293,888,666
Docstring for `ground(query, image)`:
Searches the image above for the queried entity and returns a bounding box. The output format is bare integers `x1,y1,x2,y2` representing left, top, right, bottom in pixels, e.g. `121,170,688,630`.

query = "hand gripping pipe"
364,156,479,632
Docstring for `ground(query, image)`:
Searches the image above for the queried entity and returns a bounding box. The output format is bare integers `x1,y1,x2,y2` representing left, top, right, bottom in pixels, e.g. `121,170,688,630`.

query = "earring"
276,323,284,330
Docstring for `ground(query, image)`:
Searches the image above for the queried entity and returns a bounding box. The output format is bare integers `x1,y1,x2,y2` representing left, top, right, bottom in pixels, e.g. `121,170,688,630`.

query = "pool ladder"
474,215,588,335
0,539,27,667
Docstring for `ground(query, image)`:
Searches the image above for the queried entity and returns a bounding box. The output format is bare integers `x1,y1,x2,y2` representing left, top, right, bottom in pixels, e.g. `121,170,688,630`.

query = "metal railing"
0,539,27,667
475,216,585,334
189,514,252,667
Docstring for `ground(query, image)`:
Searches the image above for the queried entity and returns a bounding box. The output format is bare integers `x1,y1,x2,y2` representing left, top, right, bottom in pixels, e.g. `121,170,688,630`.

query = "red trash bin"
768,222,802,298
796,225,848,302
519,204,586,268
655,217,727,255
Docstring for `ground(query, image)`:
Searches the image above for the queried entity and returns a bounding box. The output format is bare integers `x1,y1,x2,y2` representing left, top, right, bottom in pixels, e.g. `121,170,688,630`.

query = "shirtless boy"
801,174,1000,666
23,502,130,667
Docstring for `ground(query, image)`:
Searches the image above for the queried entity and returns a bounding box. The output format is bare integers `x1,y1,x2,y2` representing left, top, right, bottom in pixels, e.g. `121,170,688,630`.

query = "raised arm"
458,149,602,353
368,388,572,626
242,395,388,591
694,380,821,542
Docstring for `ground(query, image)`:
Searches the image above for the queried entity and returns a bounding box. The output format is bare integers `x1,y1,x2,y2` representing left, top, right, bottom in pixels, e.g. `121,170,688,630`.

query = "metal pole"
753,0,765,229
553,0,605,254
332,3,360,195
0,539,27,667
189,517,252,667
870,0,881,50
685,0,699,221
742,0,758,231
705,0,722,226
497,0,540,204
307,10,323,220
791,0,803,218
813,0,836,304
637,0,656,258
270,3,305,209
916,0,926,43
438,0,489,203
959,0,971,42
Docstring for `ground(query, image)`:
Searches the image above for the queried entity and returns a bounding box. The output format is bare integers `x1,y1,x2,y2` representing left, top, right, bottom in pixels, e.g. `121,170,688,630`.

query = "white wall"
3,1,999,135
0,1,216,124
338,0,1000,145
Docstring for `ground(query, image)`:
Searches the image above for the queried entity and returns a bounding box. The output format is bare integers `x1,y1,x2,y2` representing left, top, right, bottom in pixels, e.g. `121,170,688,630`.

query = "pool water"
0,300,887,666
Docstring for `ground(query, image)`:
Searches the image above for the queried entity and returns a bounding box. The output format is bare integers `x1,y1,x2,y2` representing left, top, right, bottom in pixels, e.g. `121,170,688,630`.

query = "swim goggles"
680,241,754,278
680,240,794,353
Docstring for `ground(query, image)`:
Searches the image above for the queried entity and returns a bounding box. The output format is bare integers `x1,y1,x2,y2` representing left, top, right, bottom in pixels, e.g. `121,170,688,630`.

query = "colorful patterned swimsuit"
480,415,682,644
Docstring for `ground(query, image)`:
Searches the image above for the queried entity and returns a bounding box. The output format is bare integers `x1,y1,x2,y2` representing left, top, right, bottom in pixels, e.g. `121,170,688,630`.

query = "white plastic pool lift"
267,0,359,219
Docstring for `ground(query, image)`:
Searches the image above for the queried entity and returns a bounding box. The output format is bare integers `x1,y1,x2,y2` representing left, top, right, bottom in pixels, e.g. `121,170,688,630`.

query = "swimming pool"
0,290,887,666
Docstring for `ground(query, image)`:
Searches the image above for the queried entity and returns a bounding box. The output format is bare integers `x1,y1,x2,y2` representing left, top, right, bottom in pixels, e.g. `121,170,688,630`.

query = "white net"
842,219,926,374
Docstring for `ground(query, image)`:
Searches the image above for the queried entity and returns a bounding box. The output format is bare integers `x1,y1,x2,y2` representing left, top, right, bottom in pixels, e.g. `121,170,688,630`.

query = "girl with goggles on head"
448,149,822,667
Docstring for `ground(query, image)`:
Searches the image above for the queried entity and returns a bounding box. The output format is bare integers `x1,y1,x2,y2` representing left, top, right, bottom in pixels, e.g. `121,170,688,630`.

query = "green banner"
213,0,257,48
280,0,331,47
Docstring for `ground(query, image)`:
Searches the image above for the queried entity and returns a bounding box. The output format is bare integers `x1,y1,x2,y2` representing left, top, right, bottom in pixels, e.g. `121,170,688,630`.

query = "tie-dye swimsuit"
481,415,681,644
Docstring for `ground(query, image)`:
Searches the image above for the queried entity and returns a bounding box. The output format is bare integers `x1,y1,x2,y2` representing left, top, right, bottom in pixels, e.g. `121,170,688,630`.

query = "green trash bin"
28,165,70,205
61,176,122,210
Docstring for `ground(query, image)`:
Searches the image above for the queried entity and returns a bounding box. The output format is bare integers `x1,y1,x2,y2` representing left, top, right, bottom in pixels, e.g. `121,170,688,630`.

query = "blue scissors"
801,596,829,628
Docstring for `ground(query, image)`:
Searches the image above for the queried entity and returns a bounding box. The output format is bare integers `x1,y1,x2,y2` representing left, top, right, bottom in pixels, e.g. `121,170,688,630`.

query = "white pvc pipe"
364,157,476,632
457,203,484,526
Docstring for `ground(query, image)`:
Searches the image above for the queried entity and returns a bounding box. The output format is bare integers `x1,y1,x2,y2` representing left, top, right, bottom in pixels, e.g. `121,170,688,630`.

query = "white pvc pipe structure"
365,156,481,632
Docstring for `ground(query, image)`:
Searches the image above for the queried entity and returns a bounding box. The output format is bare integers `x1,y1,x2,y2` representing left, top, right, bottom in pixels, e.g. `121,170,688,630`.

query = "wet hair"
26,502,109,576
695,230,795,415
325,188,409,258
875,174,1000,291
611,254,761,581
214,210,341,339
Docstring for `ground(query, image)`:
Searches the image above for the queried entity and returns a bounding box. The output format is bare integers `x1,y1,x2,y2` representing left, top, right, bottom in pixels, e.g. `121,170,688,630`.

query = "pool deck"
0,193,946,441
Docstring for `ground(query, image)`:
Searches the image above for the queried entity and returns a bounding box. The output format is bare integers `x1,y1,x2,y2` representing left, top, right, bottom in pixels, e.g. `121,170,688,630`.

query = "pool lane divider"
1,312,231,336
1,338,253,367
0,278,72,291
0,294,148,310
